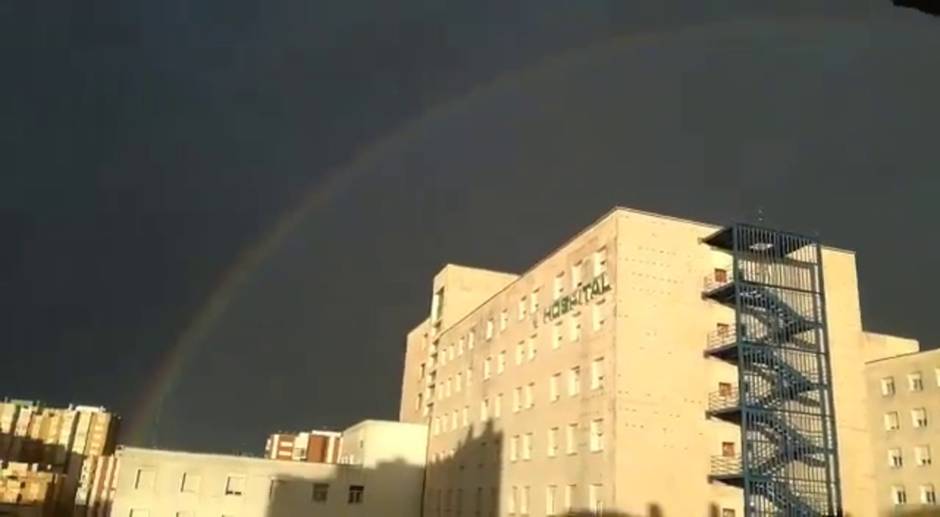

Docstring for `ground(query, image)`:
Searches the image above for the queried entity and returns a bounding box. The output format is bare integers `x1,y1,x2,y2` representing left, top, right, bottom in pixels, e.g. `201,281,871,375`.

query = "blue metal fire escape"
702,225,842,517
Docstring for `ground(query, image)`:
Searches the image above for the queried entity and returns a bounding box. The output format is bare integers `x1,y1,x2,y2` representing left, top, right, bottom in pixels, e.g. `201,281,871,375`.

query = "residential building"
865,346,940,515
264,430,342,463
0,462,64,516
111,420,427,517
399,206,924,517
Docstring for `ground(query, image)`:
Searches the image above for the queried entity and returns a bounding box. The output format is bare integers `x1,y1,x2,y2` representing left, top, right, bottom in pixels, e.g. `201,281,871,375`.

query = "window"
486,319,494,340
547,427,559,457
589,484,603,514
531,288,540,314
552,321,563,349
569,317,581,342
466,367,473,389
468,330,475,350
458,337,465,356
525,383,534,409
713,267,728,283
134,469,155,490
510,436,518,462
348,485,364,504
180,473,200,493
520,486,530,515
500,310,508,332
518,298,527,321
915,445,932,466
433,417,440,435
527,336,537,361
885,411,900,431
494,393,502,418
456,373,462,393
515,342,525,365
553,273,565,300
722,442,736,457
484,358,492,379
592,300,606,331
446,378,452,397
568,367,581,396
513,387,522,413
591,357,605,390
312,483,329,502
550,373,561,402
889,448,903,468
481,399,489,421
571,261,584,289
936,368,940,387
509,486,517,514
566,423,578,454
522,433,532,461
593,248,608,276
909,372,924,392
564,484,576,512
922,484,937,505
475,487,483,515
893,485,907,505
590,419,604,452
225,475,246,496
913,408,928,428
432,287,445,322
463,406,469,427
497,351,506,374
546,486,558,516
721,510,736,517
452,410,458,429
449,344,455,361
881,377,896,396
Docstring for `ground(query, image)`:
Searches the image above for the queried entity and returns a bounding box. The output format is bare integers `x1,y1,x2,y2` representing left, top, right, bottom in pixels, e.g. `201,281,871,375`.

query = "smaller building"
865,344,940,515
0,461,64,516
264,429,342,463
112,420,428,517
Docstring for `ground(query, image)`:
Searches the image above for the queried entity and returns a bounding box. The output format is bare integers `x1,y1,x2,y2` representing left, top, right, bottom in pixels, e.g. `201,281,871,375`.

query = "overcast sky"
3,1,939,453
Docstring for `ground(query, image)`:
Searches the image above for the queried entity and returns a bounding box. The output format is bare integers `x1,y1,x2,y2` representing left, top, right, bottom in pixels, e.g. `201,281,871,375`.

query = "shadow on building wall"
0,431,89,516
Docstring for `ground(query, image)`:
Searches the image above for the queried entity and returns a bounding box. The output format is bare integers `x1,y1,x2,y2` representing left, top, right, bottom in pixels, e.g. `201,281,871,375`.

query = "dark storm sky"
3,1,939,453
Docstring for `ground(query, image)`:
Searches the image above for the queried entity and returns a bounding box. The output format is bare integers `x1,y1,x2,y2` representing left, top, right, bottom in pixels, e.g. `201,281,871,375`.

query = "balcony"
705,327,736,356
707,388,741,421
702,273,736,304
709,455,743,485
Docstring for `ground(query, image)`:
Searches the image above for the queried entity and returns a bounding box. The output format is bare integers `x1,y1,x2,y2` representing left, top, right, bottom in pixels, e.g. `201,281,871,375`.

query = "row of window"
428,247,608,367
430,420,604,465
883,408,930,430
132,469,364,504
880,369,940,396
887,445,933,468
431,360,605,436
892,484,936,505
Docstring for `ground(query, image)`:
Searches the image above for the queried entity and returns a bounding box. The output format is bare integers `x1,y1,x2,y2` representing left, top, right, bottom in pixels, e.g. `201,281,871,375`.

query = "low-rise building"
0,461,64,516
264,429,342,463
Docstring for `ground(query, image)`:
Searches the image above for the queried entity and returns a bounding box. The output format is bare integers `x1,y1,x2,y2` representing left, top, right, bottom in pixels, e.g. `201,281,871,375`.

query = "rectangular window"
134,469,155,490
893,485,907,505
518,297,527,321
348,485,364,504
881,376,895,396
722,442,736,457
466,367,473,389
721,510,736,517
515,342,525,365
509,486,517,515
486,319,494,340
456,373,462,393
546,485,557,516
590,419,604,452
452,410,458,429
449,344,455,361
484,358,492,379
497,351,506,374
913,408,928,428
910,372,924,392
550,373,561,402
510,435,518,462
312,483,329,502
225,475,246,496
475,487,483,515
500,310,508,332
568,367,581,396
527,336,537,361
889,448,903,468
494,393,503,418
548,427,559,457
468,330,475,349
552,321,563,349
569,317,581,342
481,399,489,421
593,247,608,276
458,337,465,356
553,272,565,300
591,357,605,390
564,484,576,512
180,473,200,493
922,484,936,505
915,445,932,466
463,406,469,427
525,383,534,409
592,300,606,331
566,423,578,454
589,484,603,514
885,411,900,431
520,486,530,515
513,387,522,413
522,433,532,461
571,261,583,289
531,288,540,314
446,378,452,397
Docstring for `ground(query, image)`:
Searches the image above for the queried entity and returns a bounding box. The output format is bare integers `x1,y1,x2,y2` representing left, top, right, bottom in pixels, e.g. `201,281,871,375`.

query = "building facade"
400,207,923,517
111,420,427,517
865,346,940,515
264,430,342,463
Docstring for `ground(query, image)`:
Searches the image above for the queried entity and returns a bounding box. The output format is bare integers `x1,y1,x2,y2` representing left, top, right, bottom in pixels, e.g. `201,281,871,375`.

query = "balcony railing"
707,388,740,413
705,328,736,351
710,455,742,477
703,273,733,292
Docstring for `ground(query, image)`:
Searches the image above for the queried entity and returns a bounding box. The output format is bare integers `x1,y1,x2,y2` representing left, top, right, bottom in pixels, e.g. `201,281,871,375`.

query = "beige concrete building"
110,420,427,517
399,206,925,517
865,345,940,515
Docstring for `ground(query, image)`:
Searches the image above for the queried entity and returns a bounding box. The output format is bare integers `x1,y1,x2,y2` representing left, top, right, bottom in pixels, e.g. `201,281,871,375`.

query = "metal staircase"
702,224,842,517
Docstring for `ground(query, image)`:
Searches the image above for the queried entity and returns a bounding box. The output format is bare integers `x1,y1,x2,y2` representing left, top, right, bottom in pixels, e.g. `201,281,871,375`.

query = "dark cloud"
2,2,938,452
